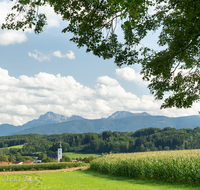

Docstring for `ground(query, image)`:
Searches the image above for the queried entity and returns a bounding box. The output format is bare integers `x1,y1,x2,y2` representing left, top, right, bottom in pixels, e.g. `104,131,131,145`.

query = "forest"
0,127,200,159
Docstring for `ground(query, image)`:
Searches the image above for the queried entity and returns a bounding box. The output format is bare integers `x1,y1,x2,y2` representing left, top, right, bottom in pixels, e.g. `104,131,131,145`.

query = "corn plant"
90,150,200,185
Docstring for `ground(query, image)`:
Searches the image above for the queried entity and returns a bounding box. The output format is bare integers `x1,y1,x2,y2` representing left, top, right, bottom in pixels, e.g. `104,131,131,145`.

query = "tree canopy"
2,0,200,109
1,128,200,155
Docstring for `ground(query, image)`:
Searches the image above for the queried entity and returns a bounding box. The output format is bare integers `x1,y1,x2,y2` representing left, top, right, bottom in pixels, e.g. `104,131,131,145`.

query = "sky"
0,0,199,126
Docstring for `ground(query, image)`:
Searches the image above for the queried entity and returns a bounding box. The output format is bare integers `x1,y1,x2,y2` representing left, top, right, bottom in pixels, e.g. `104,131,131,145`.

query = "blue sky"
0,0,199,126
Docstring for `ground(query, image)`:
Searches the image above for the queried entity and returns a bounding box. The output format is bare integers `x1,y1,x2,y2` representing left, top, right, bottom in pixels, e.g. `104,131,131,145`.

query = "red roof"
12,161,23,164
22,161,34,164
0,162,9,165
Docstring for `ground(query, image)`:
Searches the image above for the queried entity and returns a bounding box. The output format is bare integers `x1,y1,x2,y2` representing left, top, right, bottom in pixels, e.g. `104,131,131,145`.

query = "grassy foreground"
62,152,102,159
0,169,198,190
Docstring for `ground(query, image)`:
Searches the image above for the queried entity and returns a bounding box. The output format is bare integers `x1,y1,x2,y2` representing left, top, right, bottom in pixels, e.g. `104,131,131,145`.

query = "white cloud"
28,50,51,62
0,30,27,46
0,1,63,46
97,76,119,87
0,67,199,126
52,50,75,59
40,5,62,28
0,1,13,26
0,1,28,46
28,49,75,62
116,67,149,86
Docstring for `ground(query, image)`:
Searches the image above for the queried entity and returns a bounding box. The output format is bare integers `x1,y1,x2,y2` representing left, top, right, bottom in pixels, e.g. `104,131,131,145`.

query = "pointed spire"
58,141,62,148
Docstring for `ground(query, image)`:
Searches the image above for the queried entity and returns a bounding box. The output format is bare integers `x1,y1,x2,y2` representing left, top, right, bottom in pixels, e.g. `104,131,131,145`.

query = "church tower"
58,141,62,162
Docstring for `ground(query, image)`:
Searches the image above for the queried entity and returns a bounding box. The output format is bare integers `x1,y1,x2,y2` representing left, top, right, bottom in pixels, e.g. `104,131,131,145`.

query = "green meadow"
0,150,199,189
62,152,102,159
0,169,199,190
0,144,24,150
7,145,24,149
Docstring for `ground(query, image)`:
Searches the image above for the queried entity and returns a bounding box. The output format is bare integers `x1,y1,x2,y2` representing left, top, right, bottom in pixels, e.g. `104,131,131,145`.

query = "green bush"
76,157,83,161
60,156,71,162
42,157,56,163
0,162,87,171
82,156,96,163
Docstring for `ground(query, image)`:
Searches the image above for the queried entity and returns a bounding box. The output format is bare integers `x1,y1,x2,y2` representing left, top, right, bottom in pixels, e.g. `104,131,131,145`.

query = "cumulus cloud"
0,1,28,46
28,50,51,62
0,30,27,46
0,67,199,126
116,67,149,86
52,50,75,59
97,76,119,87
40,5,62,28
0,1,63,46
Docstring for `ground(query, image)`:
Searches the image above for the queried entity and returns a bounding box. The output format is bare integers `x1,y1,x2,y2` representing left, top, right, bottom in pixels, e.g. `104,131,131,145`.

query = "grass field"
7,145,24,149
0,169,199,190
62,152,102,159
0,144,24,150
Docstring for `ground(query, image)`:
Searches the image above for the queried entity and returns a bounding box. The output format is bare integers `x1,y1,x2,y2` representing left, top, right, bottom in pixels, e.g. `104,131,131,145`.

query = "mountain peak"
107,111,150,120
39,112,68,122
21,112,84,130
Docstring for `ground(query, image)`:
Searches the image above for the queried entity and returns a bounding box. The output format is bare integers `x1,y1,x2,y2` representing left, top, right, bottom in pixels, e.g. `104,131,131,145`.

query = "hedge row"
0,162,87,171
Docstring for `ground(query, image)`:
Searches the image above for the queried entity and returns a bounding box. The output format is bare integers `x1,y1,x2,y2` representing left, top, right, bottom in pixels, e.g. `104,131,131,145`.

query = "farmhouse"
0,162,9,165
23,160,34,164
34,160,42,163
12,161,23,165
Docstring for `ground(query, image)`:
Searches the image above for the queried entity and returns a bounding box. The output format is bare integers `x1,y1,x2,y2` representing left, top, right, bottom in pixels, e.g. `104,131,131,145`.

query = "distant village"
0,141,63,165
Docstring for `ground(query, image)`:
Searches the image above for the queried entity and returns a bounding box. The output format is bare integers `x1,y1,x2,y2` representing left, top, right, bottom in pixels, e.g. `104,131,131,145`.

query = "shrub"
82,156,96,163
0,162,87,171
60,156,71,162
42,157,56,163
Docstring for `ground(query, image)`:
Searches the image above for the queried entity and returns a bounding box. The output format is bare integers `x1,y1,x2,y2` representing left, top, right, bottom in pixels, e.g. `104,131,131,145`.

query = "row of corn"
90,150,200,185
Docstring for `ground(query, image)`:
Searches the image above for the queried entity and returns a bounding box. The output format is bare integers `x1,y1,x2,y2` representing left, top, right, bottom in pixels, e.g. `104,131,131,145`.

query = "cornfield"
90,150,200,185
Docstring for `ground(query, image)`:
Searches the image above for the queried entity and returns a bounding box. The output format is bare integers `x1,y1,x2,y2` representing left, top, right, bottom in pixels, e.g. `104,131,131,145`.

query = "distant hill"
11,114,200,135
21,112,84,130
0,112,84,136
1,111,200,136
107,111,150,120
0,124,20,137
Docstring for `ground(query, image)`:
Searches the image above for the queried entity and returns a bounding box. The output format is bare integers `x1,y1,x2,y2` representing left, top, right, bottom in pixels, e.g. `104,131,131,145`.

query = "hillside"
0,112,84,136
1,127,200,156
11,115,200,135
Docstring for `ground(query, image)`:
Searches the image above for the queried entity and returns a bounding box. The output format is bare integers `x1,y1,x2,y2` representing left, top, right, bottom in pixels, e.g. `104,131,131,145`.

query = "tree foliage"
2,0,200,108
1,128,200,156
42,156,56,162
60,156,71,162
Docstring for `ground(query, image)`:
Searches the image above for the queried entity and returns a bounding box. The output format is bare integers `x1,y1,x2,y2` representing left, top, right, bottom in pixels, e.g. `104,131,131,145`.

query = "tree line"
0,127,200,158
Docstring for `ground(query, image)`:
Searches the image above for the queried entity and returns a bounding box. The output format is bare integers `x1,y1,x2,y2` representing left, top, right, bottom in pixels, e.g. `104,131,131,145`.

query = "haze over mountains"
0,111,200,136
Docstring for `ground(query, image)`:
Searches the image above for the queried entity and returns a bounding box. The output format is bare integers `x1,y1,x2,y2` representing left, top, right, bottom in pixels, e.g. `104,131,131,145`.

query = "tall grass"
90,150,200,185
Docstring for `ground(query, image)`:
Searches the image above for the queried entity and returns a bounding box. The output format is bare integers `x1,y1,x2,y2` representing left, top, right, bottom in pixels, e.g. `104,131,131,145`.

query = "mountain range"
0,111,200,136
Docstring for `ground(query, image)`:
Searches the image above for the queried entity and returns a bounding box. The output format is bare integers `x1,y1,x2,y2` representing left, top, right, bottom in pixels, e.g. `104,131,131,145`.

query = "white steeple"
58,141,62,162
